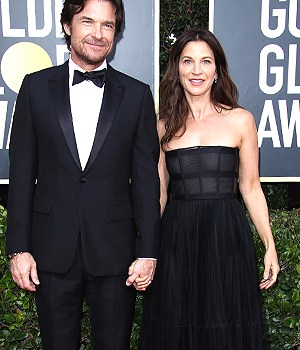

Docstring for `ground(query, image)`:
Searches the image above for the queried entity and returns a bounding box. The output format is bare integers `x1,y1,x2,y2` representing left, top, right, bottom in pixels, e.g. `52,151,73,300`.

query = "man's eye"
104,23,115,30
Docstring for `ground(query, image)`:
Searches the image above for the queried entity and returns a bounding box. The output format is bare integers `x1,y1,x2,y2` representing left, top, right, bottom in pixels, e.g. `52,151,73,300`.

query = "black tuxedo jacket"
6,61,160,276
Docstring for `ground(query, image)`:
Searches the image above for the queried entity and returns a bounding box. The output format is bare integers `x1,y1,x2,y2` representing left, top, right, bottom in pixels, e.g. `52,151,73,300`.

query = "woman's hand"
259,247,280,290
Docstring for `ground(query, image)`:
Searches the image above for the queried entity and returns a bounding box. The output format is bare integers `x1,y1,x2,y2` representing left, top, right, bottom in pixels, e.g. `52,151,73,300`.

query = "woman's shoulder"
227,108,258,147
226,107,255,126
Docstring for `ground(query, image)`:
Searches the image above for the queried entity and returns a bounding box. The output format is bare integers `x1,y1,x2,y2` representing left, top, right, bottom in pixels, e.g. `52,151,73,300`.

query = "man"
6,0,160,349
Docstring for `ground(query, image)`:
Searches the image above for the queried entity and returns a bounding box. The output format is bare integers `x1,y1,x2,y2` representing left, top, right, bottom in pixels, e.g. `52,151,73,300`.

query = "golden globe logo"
1,42,52,93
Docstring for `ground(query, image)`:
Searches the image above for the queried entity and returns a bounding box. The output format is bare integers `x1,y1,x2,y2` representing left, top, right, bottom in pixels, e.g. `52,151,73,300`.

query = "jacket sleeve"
131,85,161,258
6,75,37,255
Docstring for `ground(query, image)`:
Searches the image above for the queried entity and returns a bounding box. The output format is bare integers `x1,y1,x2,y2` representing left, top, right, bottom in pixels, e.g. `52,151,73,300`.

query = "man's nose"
92,24,103,39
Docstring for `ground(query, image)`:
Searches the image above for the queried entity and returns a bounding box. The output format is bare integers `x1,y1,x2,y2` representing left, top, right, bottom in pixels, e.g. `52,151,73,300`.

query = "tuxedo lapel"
49,62,81,170
84,67,124,173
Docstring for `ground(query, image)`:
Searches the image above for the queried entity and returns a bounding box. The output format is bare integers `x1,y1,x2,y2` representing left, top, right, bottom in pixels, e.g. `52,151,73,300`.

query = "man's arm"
126,85,160,289
6,75,37,255
6,75,39,290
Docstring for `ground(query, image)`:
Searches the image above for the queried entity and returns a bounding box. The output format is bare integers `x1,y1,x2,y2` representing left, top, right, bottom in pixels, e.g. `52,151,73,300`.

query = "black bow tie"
72,69,107,88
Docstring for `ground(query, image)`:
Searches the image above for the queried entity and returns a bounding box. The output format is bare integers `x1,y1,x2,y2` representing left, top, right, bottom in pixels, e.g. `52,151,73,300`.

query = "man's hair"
61,0,124,50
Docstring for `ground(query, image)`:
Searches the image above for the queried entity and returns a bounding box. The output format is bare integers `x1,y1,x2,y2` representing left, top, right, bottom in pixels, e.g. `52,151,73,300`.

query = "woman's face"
178,40,218,100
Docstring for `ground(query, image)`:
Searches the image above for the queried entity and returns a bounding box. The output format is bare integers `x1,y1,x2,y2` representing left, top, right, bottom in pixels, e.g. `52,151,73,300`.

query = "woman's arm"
157,120,170,216
238,110,280,289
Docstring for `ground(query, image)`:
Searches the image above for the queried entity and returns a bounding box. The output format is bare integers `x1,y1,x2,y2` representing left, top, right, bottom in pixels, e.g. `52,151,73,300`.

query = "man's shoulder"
27,61,68,80
107,64,148,89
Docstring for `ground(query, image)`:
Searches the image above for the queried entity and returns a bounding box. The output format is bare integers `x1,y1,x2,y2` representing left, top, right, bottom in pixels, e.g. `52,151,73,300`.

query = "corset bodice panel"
165,146,239,200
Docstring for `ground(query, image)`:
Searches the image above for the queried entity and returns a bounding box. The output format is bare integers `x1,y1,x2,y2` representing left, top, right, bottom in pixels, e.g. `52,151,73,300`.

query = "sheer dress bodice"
166,146,239,200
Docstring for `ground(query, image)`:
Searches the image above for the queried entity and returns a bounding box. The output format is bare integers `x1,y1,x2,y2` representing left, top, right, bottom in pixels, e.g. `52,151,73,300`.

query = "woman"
138,29,280,349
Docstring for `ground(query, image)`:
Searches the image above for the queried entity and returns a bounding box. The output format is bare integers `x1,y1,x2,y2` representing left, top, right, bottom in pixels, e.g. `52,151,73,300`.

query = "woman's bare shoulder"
228,107,256,128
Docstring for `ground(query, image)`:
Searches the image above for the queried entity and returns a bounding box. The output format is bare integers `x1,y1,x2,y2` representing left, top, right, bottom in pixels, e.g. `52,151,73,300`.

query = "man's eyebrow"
79,15,94,22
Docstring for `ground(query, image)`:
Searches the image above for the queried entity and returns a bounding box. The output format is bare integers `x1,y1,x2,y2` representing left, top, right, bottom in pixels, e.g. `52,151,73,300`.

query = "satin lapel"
84,77,124,173
49,63,81,170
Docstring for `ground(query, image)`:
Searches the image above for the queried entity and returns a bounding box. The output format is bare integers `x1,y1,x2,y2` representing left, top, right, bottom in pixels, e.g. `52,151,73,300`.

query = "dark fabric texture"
6,61,161,275
36,239,136,350
140,146,267,350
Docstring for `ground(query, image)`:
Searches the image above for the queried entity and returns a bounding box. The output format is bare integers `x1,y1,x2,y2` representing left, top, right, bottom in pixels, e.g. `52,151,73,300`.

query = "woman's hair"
60,0,124,50
160,29,240,145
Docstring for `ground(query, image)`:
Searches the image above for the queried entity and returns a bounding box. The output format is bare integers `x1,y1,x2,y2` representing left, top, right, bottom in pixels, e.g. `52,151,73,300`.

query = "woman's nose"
192,62,202,74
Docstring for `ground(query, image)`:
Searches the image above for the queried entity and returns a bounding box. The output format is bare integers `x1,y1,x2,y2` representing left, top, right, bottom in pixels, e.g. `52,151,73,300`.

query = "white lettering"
259,44,284,94
28,0,52,38
5,102,15,150
55,0,64,38
279,100,300,147
56,45,69,65
1,0,25,37
289,0,300,37
287,44,300,93
258,100,281,147
261,0,286,38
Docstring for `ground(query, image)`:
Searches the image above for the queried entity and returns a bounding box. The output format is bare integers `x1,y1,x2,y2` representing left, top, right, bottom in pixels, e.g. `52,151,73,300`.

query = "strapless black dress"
140,146,267,350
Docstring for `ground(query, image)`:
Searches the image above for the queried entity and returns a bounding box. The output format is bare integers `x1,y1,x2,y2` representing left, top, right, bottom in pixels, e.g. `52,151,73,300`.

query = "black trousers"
35,241,136,350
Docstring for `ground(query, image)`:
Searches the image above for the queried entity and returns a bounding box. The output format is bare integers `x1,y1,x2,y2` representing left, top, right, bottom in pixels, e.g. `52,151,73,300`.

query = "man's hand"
10,252,40,291
126,259,157,291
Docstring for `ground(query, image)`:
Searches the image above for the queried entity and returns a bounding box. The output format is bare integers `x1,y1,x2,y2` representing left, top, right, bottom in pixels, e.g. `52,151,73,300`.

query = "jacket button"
80,177,87,183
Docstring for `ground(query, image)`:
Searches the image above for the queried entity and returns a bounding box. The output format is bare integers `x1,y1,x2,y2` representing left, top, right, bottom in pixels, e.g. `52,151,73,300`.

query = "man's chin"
73,55,106,68
71,47,111,66
85,45,111,60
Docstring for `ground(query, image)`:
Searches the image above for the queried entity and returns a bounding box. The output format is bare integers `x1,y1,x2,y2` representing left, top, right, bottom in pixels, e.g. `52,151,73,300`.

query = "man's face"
63,0,116,70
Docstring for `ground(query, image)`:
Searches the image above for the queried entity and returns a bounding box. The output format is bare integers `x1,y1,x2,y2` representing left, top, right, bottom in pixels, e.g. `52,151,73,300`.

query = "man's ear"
63,23,71,36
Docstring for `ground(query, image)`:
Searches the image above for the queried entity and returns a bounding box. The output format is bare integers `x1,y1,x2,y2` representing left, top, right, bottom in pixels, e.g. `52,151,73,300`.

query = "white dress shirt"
69,58,107,170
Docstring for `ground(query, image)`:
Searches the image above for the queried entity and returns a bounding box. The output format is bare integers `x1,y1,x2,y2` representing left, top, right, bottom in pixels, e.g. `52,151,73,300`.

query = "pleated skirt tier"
140,198,267,350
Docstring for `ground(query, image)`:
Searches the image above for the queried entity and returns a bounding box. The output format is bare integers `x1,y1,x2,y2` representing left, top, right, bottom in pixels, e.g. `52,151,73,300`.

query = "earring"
214,78,218,84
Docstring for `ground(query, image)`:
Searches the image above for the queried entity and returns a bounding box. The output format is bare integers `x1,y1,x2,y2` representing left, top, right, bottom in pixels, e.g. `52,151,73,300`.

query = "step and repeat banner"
210,0,299,180
0,0,159,182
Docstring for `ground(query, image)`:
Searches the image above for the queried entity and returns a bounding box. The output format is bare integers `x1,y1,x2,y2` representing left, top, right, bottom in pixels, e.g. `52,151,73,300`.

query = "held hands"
126,259,157,291
259,247,280,290
10,252,40,291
